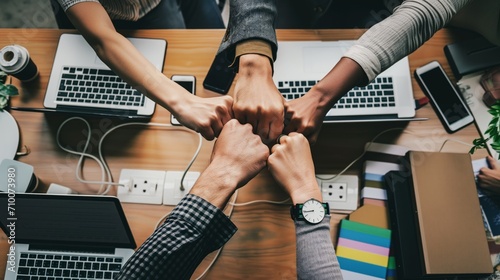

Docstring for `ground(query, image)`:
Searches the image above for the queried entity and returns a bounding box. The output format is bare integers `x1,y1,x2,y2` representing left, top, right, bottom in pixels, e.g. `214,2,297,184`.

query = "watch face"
302,199,325,224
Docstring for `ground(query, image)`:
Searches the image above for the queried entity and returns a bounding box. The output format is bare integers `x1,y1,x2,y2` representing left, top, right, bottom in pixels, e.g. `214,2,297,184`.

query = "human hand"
209,119,270,189
283,57,369,144
233,54,285,144
478,156,500,194
283,89,330,145
190,119,269,208
268,133,322,204
173,93,234,141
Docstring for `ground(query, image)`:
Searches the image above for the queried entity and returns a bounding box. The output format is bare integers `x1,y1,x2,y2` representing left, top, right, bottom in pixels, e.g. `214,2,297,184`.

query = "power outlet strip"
117,169,166,204
163,171,200,206
117,169,201,205
316,174,359,213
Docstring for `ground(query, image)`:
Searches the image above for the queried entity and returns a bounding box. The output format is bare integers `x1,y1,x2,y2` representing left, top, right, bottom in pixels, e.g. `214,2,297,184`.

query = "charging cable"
438,138,474,152
315,127,404,181
56,117,202,195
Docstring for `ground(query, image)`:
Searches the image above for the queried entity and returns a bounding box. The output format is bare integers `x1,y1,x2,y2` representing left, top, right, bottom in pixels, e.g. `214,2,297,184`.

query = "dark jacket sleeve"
217,0,278,62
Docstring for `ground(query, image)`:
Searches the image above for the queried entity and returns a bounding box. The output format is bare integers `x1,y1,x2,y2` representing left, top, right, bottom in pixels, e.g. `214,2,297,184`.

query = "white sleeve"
343,0,473,83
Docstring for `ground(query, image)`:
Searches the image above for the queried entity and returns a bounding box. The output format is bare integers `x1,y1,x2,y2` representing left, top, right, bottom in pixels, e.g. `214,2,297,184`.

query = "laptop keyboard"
278,77,395,109
16,253,122,280
56,66,145,108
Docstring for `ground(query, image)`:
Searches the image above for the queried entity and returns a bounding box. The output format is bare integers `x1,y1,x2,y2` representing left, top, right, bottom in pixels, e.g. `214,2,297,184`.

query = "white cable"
179,132,203,191
438,138,473,152
316,127,404,181
56,117,117,193
153,191,241,279
57,117,202,195
193,190,239,280
98,122,202,193
230,197,290,207
194,241,224,280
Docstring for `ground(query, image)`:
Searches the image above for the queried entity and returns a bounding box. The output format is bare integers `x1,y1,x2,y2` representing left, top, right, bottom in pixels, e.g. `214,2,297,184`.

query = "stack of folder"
344,142,408,279
385,151,492,279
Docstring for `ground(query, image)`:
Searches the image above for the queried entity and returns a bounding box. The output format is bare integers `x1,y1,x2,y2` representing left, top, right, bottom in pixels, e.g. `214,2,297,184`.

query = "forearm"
344,0,471,82
117,194,237,279
295,217,343,280
66,2,188,113
85,32,189,113
309,57,368,111
189,163,239,210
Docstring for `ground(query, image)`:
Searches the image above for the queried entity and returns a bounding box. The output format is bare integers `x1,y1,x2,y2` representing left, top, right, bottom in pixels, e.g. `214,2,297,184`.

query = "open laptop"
0,193,136,280
44,33,167,119
274,40,418,123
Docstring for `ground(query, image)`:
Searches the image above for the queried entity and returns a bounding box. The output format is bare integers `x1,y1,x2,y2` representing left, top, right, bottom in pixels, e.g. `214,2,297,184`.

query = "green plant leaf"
0,95,8,109
490,111,500,116
0,71,6,84
473,137,486,146
492,144,500,150
1,84,19,96
486,126,494,134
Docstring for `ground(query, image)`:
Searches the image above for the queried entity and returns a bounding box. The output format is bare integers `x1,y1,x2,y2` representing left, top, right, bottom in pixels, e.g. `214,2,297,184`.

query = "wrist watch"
290,198,330,224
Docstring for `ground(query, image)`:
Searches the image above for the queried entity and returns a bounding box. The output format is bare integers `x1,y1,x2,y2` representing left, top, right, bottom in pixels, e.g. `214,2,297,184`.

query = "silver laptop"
0,193,136,280
44,33,167,119
274,40,417,122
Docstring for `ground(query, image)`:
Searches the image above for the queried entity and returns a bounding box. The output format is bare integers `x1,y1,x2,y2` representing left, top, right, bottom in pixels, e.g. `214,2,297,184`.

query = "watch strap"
290,201,330,221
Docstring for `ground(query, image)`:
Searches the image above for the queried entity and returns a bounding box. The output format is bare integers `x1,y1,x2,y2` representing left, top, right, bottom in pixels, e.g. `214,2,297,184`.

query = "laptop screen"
0,193,136,249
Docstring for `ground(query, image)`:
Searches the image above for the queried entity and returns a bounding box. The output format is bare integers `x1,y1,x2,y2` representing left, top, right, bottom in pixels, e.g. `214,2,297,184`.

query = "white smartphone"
170,75,196,126
414,61,473,133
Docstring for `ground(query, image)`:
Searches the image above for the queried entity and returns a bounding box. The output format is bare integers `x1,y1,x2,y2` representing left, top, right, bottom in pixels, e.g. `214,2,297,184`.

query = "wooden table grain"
0,28,488,279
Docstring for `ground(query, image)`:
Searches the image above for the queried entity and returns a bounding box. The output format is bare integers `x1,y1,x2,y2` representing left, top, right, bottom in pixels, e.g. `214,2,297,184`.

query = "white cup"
0,45,39,82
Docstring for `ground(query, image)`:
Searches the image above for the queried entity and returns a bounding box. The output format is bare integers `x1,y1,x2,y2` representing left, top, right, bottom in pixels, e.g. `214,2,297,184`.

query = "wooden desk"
0,28,488,279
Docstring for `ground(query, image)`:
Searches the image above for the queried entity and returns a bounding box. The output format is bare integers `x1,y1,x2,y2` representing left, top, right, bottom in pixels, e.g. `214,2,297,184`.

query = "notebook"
385,151,492,279
273,40,418,123
0,193,136,280
44,33,167,119
408,151,491,275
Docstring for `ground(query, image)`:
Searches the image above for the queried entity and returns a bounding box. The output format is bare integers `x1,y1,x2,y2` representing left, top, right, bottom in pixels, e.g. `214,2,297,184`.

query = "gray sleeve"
217,0,278,61
343,0,472,83
295,216,343,280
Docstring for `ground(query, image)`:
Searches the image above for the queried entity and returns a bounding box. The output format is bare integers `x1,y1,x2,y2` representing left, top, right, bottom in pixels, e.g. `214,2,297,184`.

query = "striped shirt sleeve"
57,0,161,21
343,0,472,83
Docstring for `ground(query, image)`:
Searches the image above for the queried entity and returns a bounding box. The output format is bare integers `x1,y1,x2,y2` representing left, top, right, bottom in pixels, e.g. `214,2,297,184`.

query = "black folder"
444,36,500,80
385,170,423,279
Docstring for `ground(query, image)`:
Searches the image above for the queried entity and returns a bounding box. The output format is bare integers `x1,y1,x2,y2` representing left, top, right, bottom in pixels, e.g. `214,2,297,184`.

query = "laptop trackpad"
303,47,343,74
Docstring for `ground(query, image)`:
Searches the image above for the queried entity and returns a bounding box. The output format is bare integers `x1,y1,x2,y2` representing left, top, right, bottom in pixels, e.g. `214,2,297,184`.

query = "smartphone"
414,61,473,133
202,50,236,95
171,75,196,126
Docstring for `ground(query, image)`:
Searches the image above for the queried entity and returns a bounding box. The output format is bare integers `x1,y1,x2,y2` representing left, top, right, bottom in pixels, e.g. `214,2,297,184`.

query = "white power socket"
118,169,166,204
316,174,359,213
163,171,200,206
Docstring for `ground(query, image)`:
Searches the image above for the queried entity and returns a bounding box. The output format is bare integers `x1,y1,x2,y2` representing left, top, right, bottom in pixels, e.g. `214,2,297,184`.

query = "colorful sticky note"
337,219,391,280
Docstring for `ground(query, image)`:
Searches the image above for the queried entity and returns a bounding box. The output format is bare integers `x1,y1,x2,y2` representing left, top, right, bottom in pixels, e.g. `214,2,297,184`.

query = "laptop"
0,193,136,280
44,33,167,119
274,40,418,123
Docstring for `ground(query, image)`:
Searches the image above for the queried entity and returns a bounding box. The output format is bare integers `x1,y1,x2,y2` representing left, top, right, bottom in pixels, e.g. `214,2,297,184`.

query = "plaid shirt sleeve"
116,194,237,280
